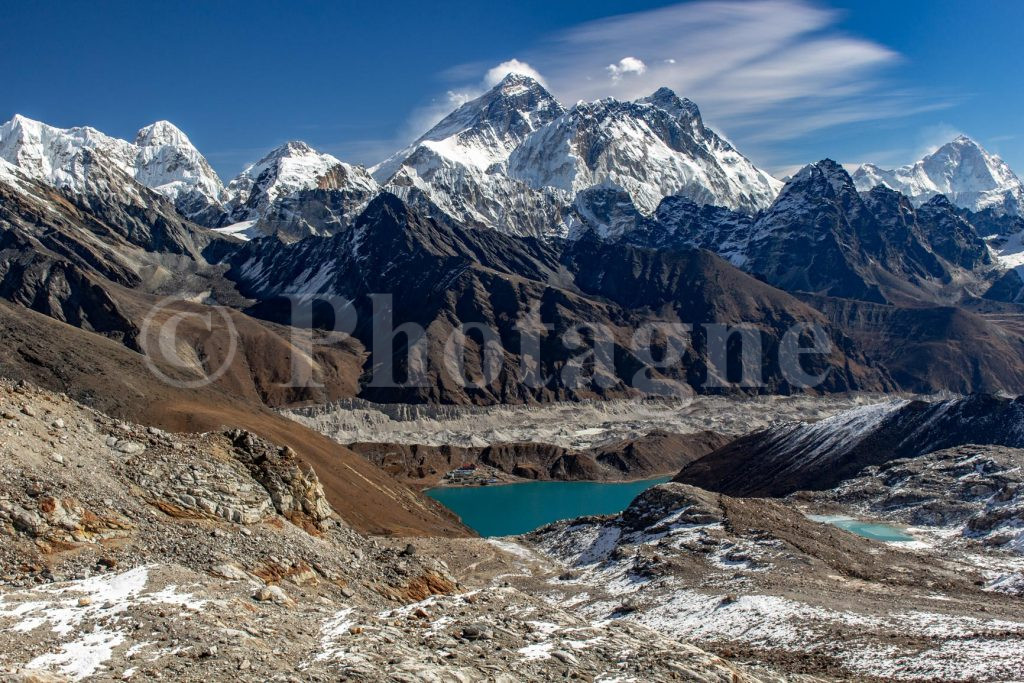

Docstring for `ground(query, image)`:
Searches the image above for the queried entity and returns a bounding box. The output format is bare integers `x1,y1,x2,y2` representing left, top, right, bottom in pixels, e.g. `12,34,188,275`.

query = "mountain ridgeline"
1,74,1024,405
674,394,1024,496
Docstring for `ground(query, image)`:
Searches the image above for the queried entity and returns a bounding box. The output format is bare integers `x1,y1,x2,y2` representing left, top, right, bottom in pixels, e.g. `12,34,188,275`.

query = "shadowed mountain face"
0,163,472,537
801,294,1024,393
0,158,230,346
225,193,892,403
674,394,1024,497
642,160,998,306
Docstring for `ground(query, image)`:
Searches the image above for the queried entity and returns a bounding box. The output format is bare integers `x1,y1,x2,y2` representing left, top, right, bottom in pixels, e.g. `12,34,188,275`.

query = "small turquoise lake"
807,515,914,542
427,477,671,537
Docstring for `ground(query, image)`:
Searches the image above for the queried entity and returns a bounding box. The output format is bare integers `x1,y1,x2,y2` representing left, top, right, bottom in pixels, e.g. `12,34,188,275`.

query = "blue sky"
2,0,1020,179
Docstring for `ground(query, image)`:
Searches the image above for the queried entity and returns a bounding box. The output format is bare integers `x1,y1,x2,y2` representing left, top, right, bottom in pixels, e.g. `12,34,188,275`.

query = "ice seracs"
0,114,227,223
853,135,1024,216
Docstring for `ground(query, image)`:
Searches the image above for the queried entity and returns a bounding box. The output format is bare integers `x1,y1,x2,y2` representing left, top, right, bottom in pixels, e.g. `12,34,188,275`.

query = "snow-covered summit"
370,80,780,236
853,135,1024,216
134,120,193,149
225,141,378,223
507,87,782,215
370,74,571,237
373,73,565,181
132,120,227,221
0,114,137,192
636,87,702,126
0,114,226,221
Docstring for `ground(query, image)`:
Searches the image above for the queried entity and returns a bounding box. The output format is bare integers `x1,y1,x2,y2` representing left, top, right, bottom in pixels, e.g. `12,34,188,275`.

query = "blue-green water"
808,515,914,542
427,477,672,537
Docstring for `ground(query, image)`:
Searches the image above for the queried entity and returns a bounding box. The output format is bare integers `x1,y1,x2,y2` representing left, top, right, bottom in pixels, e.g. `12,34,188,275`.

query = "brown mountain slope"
803,294,1024,393
228,193,894,402
0,297,468,537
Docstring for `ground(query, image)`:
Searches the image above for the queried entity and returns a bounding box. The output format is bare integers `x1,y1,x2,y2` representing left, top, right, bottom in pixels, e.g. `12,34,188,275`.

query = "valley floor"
289,394,913,488
287,394,903,449
3,380,1023,681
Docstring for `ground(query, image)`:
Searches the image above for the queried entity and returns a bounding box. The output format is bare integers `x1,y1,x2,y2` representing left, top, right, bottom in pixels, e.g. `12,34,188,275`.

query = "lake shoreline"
426,476,673,537
425,470,681,490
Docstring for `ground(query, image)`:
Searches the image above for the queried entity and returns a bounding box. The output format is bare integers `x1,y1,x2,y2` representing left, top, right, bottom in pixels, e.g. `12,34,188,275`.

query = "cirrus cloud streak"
431,0,953,172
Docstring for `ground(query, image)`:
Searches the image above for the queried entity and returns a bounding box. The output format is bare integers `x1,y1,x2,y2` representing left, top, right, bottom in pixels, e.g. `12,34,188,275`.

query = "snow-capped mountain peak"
506,87,782,215
131,120,227,222
367,74,572,238
0,114,226,222
134,120,194,149
225,141,378,225
636,87,702,123
373,73,565,180
0,114,135,191
853,136,1023,216
369,82,781,236
227,141,341,206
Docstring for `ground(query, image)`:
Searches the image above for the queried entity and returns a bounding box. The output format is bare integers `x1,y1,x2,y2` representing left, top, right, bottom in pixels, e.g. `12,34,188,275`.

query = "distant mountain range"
2,78,1024,407
853,135,1024,216
2,74,1020,240
0,74,785,241
0,115,227,225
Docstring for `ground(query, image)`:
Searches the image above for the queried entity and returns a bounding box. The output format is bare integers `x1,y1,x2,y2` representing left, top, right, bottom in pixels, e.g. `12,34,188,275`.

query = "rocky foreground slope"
518,479,1024,681
4,381,1024,680
0,379,811,681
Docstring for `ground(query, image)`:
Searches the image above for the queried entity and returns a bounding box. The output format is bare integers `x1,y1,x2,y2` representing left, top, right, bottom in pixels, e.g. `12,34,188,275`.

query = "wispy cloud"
528,0,936,140
420,0,954,171
484,59,547,88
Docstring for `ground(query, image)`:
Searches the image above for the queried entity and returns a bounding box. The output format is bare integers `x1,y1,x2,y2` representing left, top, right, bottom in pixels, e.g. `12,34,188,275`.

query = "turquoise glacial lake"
807,515,914,542
427,477,672,537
